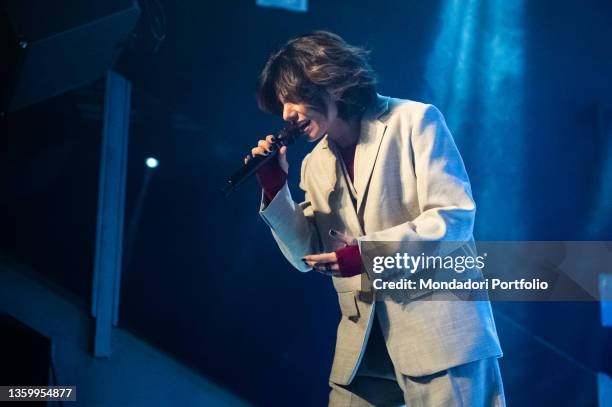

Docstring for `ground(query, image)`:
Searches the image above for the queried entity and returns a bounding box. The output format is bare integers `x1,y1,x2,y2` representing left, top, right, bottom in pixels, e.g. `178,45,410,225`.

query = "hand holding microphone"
246,134,289,175
221,120,307,197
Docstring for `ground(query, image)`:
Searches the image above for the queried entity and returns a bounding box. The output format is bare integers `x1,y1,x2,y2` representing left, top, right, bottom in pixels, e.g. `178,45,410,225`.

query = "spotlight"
256,0,307,12
145,157,159,168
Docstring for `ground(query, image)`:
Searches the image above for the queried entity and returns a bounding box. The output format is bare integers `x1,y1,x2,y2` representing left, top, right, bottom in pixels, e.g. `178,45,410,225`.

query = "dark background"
1,0,611,405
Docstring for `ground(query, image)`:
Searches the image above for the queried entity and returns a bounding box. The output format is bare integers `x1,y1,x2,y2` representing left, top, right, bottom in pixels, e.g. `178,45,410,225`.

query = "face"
281,96,338,142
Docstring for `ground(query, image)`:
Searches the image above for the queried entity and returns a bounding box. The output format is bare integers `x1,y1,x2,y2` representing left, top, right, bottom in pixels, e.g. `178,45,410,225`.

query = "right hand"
246,135,289,174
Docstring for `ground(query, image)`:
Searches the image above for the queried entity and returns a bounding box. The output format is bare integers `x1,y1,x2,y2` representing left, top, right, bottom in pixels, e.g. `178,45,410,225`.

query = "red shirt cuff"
335,245,363,277
256,159,287,204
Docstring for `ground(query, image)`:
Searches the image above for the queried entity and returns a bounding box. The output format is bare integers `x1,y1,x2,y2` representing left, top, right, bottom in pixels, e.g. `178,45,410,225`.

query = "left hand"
302,230,360,276
302,252,340,277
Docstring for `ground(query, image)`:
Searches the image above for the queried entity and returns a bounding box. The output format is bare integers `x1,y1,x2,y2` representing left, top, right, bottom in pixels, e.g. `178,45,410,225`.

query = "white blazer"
259,94,502,385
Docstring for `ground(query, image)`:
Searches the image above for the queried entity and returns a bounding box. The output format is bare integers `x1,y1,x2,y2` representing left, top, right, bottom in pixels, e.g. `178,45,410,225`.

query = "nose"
282,103,298,122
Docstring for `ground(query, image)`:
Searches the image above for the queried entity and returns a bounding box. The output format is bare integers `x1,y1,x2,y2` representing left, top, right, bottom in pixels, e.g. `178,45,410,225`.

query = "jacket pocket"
337,291,360,318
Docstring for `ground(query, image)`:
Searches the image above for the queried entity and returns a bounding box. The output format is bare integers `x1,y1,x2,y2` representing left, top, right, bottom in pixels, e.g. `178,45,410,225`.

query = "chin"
307,128,326,142
306,124,327,142
306,134,324,143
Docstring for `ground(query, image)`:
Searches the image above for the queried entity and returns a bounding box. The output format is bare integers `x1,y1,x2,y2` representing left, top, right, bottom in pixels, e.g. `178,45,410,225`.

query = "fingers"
315,264,340,277
302,259,340,276
303,259,339,270
249,135,289,174
277,145,289,173
302,252,340,276
315,263,339,272
258,138,273,152
251,135,276,157
302,252,337,265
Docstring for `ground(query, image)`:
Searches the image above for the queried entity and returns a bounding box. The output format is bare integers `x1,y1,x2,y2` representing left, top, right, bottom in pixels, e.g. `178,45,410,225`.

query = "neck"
328,116,360,149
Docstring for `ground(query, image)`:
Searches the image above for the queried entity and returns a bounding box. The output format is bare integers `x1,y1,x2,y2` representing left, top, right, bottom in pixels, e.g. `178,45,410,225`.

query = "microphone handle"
221,140,285,197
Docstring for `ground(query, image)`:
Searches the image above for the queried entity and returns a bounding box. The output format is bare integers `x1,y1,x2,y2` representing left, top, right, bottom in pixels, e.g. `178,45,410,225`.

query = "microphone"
221,120,309,197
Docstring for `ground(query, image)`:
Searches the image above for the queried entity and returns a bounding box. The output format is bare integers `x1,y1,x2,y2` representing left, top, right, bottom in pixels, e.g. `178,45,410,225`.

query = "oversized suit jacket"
259,94,502,385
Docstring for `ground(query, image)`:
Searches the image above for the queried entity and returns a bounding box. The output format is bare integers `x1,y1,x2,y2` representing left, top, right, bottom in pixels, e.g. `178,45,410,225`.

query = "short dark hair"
256,30,378,120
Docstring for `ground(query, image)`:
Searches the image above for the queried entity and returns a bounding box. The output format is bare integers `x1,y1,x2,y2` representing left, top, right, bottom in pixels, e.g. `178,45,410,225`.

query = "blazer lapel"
317,136,338,200
354,95,390,214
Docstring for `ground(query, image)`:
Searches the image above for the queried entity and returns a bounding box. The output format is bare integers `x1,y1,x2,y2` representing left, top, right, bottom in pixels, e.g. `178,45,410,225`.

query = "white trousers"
329,314,506,407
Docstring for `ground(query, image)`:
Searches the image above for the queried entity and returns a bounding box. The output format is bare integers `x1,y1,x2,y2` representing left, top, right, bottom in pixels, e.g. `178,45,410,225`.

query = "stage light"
145,157,159,168
601,273,612,327
256,0,307,13
423,0,525,238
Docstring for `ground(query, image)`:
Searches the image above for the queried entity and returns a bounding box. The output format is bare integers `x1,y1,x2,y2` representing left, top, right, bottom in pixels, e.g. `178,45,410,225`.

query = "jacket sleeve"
357,104,476,278
259,153,320,272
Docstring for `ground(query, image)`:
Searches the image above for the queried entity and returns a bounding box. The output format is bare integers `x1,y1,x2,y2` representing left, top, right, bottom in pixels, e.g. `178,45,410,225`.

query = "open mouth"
298,119,311,134
298,119,311,129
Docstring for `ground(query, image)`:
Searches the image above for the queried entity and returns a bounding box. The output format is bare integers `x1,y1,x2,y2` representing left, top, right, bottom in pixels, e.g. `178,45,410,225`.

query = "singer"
251,31,505,406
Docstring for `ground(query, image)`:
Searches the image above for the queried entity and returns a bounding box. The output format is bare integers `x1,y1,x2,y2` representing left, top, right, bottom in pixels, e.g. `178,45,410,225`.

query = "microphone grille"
278,119,308,144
